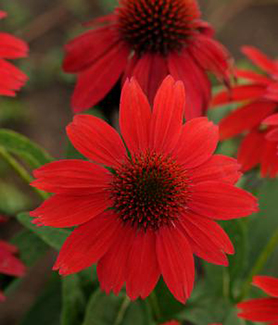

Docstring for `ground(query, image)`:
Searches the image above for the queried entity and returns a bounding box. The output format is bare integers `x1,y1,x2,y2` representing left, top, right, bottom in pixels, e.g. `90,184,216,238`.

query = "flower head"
212,46,278,177
237,275,278,323
0,215,26,302
0,11,28,97
63,0,230,118
31,76,257,303
160,321,180,325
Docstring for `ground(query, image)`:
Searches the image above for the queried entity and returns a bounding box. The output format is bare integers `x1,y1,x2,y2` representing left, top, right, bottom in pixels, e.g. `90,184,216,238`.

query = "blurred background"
0,0,278,324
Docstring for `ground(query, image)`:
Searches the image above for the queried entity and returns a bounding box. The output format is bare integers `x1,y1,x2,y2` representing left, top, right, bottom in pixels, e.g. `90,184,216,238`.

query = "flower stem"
114,295,130,325
0,146,48,200
238,227,278,301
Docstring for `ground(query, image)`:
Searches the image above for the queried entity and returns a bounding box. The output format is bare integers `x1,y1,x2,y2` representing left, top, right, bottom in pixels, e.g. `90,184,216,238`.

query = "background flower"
0,11,28,97
0,215,25,302
212,46,278,177
63,0,231,118
237,275,278,324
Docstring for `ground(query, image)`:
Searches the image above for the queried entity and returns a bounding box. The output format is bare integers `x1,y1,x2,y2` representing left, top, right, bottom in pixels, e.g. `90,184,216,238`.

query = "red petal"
63,25,118,73
261,140,278,178
126,229,160,300
253,276,278,297
236,69,272,84
168,49,211,119
67,114,126,167
266,128,278,142
30,193,110,227
237,130,265,172
242,46,278,75
32,160,111,194
179,213,233,265
0,33,28,59
173,117,218,169
131,53,168,104
219,101,277,140
211,85,266,107
237,298,278,321
149,76,185,154
188,34,230,81
0,59,28,95
0,247,25,277
156,226,194,303
53,211,120,275
97,224,134,296
0,11,7,19
263,113,278,126
189,181,258,219
72,41,129,112
119,78,151,153
0,240,18,254
190,154,241,185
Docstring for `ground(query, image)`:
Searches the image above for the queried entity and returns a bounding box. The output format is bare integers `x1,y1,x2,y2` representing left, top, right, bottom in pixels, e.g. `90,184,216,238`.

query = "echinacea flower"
0,215,26,302
0,11,28,97
160,321,180,325
63,0,231,118
212,46,278,177
237,275,278,324
31,76,257,303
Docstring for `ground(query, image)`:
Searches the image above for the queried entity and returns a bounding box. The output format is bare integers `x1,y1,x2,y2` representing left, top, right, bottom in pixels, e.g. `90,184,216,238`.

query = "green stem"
238,227,278,301
0,146,48,200
148,291,162,321
114,295,130,325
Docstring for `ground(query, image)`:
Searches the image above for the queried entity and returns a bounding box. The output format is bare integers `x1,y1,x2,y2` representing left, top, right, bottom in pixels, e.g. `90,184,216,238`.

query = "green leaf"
154,279,184,321
17,212,70,250
20,274,62,325
0,129,53,169
82,290,152,325
0,181,30,215
223,309,245,325
223,219,248,297
247,179,278,276
11,228,48,266
61,274,86,325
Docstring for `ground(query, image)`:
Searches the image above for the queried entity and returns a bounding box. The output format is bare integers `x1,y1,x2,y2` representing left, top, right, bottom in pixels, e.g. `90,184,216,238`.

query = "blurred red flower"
161,321,180,325
31,76,257,303
212,46,278,177
0,215,26,302
63,0,231,117
0,11,28,97
237,275,278,323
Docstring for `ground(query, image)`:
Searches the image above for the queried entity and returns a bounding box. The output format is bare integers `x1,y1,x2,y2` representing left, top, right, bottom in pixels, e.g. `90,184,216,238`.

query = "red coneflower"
160,321,180,325
0,215,26,302
237,275,278,324
0,11,28,97
31,76,257,303
63,0,231,118
212,46,278,177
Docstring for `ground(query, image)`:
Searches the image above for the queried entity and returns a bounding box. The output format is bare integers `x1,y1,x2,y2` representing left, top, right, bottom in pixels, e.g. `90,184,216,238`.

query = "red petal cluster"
0,11,28,97
0,215,26,302
212,46,278,177
31,76,258,303
63,0,230,118
237,275,278,323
